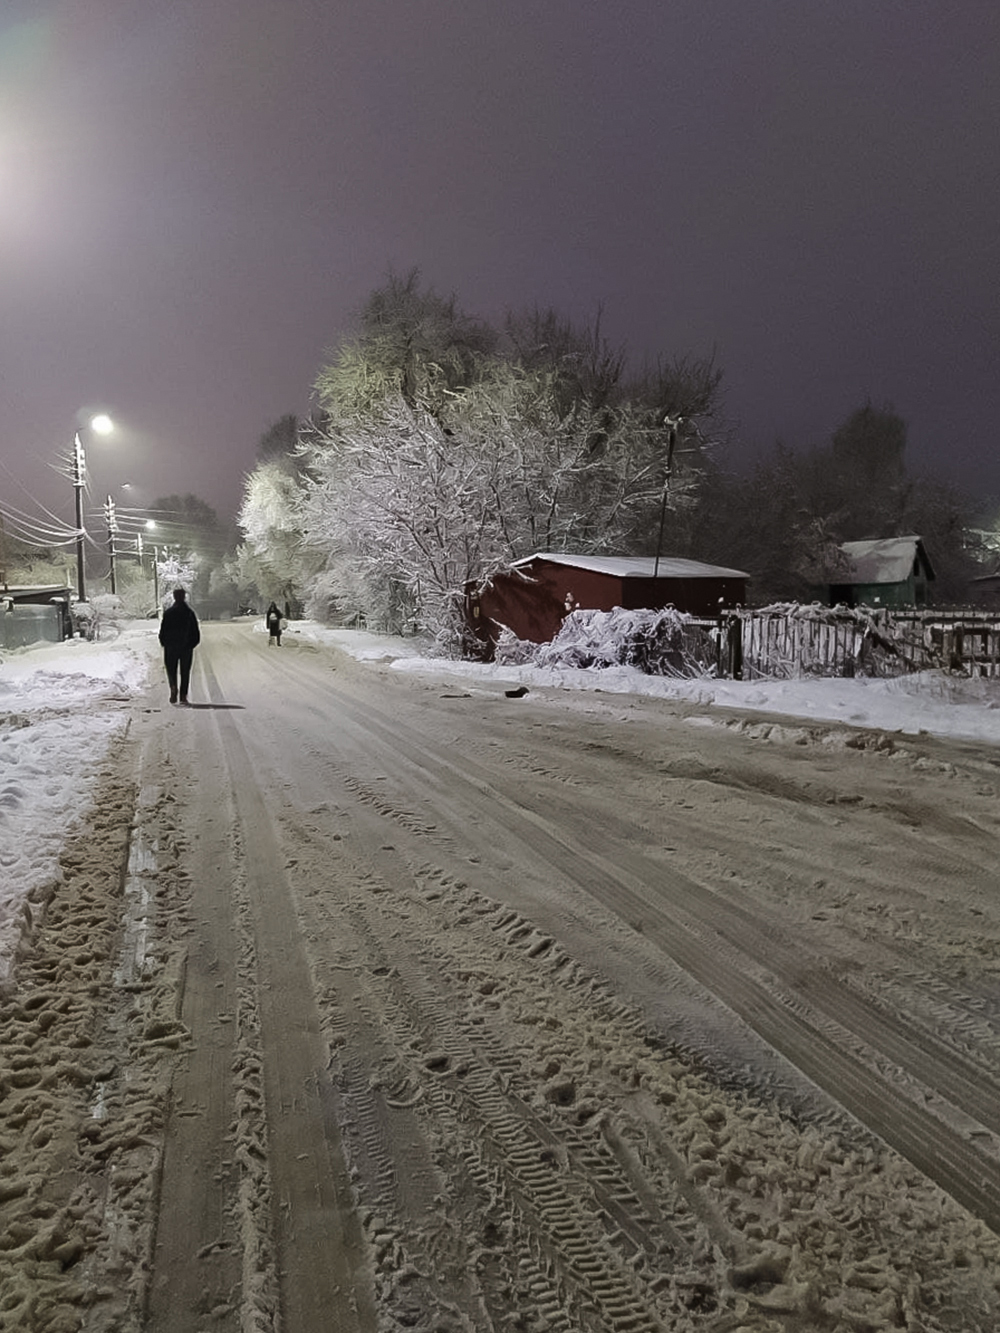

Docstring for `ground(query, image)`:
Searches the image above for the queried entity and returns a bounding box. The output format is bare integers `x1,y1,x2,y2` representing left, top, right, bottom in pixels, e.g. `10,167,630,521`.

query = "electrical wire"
0,454,80,532
0,507,81,546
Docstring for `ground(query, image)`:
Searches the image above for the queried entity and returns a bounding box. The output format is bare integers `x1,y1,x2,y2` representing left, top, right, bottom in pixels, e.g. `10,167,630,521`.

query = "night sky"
2,0,998,538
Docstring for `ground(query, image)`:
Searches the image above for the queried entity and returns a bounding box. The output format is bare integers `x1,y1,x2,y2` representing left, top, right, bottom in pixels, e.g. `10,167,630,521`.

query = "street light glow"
70,412,117,601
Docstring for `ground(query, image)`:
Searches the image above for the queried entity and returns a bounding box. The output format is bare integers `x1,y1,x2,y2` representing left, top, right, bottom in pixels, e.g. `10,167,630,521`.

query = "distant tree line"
686,403,986,605
230,271,990,642
0,490,238,619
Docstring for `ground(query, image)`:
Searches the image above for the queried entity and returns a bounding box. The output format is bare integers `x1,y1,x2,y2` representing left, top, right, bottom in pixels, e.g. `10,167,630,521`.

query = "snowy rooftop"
2,584,73,599
839,536,932,585
513,552,751,580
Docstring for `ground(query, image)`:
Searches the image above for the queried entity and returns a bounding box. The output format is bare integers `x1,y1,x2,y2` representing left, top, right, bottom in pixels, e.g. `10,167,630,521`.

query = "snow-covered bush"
68,601,96,639
496,607,717,677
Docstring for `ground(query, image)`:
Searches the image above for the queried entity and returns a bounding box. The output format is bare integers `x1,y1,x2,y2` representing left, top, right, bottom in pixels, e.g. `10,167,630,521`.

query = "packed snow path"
4,620,1000,1331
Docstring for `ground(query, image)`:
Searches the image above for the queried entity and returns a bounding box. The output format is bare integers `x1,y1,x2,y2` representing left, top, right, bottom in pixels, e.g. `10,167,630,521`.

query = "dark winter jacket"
159,601,201,652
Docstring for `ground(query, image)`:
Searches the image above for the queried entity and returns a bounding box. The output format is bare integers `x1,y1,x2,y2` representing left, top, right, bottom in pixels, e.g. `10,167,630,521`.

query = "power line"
0,508,80,546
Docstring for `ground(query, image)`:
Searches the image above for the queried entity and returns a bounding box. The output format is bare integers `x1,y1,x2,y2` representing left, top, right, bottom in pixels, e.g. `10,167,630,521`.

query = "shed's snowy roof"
4,584,72,599
838,537,934,585
513,553,750,580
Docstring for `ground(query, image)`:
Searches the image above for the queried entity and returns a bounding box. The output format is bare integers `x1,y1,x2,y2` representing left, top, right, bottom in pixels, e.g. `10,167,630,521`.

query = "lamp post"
72,414,114,602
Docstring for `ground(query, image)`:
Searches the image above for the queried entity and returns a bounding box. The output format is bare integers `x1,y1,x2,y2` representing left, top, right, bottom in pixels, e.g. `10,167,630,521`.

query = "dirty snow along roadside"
290,619,1000,745
0,626,156,987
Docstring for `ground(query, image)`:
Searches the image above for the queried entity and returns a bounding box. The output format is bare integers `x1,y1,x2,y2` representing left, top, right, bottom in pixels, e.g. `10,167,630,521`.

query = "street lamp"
72,414,114,602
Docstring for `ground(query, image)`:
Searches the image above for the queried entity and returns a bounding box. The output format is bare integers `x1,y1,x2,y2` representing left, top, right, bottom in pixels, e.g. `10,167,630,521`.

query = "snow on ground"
290,620,1000,745
4,615,1000,988
0,624,157,986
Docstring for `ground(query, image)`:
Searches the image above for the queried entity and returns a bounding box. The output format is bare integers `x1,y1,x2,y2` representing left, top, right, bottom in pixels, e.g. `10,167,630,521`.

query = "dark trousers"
164,647,194,699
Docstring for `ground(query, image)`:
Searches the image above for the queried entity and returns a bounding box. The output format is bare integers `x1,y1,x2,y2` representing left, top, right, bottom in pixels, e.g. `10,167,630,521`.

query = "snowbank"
290,620,1000,746
0,625,157,987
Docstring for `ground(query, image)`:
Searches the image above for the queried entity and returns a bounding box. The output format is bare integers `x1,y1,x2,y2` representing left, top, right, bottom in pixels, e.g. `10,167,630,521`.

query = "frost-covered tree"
302,392,509,643
232,457,313,612
291,276,721,644
502,306,625,417
147,493,226,602
156,552,196,601
315,269,496,419
255,413,300,462
302,358,708,646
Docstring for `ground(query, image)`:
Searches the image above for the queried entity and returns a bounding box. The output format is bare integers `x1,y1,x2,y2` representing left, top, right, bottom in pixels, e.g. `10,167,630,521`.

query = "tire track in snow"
192,650,375,1333
290,664,1000,1234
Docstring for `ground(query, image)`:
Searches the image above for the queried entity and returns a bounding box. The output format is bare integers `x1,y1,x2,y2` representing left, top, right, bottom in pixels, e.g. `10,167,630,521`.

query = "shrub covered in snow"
495,606,719,677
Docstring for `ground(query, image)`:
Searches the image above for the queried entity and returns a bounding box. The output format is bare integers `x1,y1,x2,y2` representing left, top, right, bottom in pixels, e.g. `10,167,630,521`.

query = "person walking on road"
265,601,283,646
159,587,201,705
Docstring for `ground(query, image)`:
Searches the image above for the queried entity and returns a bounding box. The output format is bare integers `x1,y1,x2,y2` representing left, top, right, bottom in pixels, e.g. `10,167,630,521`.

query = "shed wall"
1,604,66,649
470,559,746,651
829,576,927,609
620,576,743,615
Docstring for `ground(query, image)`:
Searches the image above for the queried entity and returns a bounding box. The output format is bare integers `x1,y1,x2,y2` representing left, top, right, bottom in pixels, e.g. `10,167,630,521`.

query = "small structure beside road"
829,536,935,609
467,552,749,655
1,585,74,648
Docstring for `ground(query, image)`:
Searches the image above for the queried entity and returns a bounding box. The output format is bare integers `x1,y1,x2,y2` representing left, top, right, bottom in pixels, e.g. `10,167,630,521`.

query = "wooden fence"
708,608,1000,681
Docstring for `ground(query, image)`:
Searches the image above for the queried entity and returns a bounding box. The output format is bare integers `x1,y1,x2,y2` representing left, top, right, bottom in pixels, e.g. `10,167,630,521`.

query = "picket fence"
708,607,1000,681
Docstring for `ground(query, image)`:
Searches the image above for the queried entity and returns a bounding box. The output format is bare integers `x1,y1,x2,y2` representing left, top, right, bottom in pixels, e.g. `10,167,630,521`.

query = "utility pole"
653,416,680,579
104,494,118,594
69,415,114,602
73,432,87,601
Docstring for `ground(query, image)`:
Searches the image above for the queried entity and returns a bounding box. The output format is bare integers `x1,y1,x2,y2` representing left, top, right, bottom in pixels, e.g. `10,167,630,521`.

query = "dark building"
0,585,74,647
829,537,935,609
467,552,749,652
968,572,1000,606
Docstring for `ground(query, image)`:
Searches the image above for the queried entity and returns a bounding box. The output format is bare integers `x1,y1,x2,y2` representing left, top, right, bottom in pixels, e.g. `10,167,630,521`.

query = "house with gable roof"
828,536,934,609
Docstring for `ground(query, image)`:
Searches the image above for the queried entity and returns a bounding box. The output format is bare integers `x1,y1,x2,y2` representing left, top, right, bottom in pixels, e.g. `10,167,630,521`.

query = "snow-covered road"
4,621,1000,1330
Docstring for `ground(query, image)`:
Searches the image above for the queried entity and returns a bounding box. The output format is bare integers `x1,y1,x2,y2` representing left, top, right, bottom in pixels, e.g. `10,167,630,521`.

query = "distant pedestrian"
158,587,201,705
265,601,283,646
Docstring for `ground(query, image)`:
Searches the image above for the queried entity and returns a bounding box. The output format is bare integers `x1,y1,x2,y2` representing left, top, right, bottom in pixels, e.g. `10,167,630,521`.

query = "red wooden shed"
467,552,749,653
